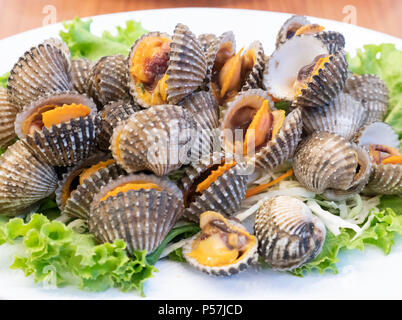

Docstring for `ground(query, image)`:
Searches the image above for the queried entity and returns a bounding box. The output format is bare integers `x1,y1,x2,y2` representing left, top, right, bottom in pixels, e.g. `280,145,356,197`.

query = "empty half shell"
344,74,389,124
110,104,197,176
0,139,58,216
89,173,184,254
254,196,326,270
87,54,130,107
183,211,258,276
181,157,248,222
302,92,366,140
71,58,94,94
293,132,372,200
14,91,100,166
57,158,126,219
98,100,141,150
0,88,18,148
7,38,73,110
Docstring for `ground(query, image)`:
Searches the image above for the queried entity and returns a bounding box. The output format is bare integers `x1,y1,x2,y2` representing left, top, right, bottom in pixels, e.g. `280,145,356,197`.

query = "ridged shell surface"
0,139,58,216
166,23,208,104
292,49,349,109
254,196,326,270
181,160,248,222
315,31,345,54
89,173,184,254
363,163,402,196
98,100,141,150
275,15,310,48
0,88,18,148
110,104,197,176
87,54,130,107
182,217,258,276
241,40,266,91
7,39,73,110
62,162,126,219
344,74,389,124
198,33,217,52
302,92,366,140
71,58,94,94
293,132,372,199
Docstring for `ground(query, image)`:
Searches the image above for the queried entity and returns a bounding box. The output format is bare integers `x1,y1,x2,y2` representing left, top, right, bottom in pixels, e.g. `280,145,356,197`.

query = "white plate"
1,8,401,300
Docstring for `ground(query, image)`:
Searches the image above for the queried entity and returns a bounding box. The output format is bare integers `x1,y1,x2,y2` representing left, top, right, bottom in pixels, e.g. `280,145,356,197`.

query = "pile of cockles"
0,15,400,277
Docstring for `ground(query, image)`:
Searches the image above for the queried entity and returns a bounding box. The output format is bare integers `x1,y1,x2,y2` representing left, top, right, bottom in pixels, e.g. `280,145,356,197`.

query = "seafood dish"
0,13,401,296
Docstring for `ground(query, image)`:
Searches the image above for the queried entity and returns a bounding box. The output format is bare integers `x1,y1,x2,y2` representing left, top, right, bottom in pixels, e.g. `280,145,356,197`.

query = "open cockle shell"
181,157,248,222
88,173,184,254
0,88,18,148
254,196,326,271
86,54,131,107
352,122,402,195
55,152,112,211
241,40,266,92
98,100,141,151
7,38,73,111
0,139,58,216
71,58,94,95
110,104,198,176
302,92,366,140
344,74,389,124
182,211,258,276
59,161,126,220
15,91,101,166
263,34,330,101
293,132,372,200
275,15,310,48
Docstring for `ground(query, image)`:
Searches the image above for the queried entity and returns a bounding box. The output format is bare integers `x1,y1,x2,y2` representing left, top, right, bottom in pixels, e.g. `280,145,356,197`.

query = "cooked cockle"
275,15,311,47
89,173,184,254
254,196,326,271
71,58,94,95
98,100,141,151
301,91,366,140
7,38,73,111
263,34,348,108
352,122,402,195
55,152,120,219
220,89,302,170
344,74,389,124
14,91,101,166
128,23,207,108
0,139,58,216
0,88,18,148
110,104,198,176
208,38,265,104
86,54,131,107
182,211,258,276
180,155,248,222
293,132,372,200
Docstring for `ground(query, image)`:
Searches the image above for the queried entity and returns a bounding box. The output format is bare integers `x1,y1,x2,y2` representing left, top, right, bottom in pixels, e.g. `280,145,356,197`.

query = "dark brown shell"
315,31,345,54
71,58,94,94
0,88,18,148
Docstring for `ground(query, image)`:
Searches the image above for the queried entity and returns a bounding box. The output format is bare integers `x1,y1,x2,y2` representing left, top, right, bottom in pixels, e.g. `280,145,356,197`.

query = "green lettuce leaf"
292,208,402,276
59,18,147,61
0,72,8,89
0,214,156,295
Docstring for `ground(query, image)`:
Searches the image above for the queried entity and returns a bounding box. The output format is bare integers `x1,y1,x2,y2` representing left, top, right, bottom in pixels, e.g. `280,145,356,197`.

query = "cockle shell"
315,31,345,54
254,195,326,270
241,40,266,91
180,157,248,222
89,173,184,254
98,100,141,150
293,132,372,200
275,15,310,48
344,74,389,124
7,38,73,110
71,58,94,94
110,104,198,176
58,160,126,220
15,91,101,166
182,212,258,276
0,88,18,148
302,92,366,140
198,33,217,52
0,139,58,216
87,54,130,107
